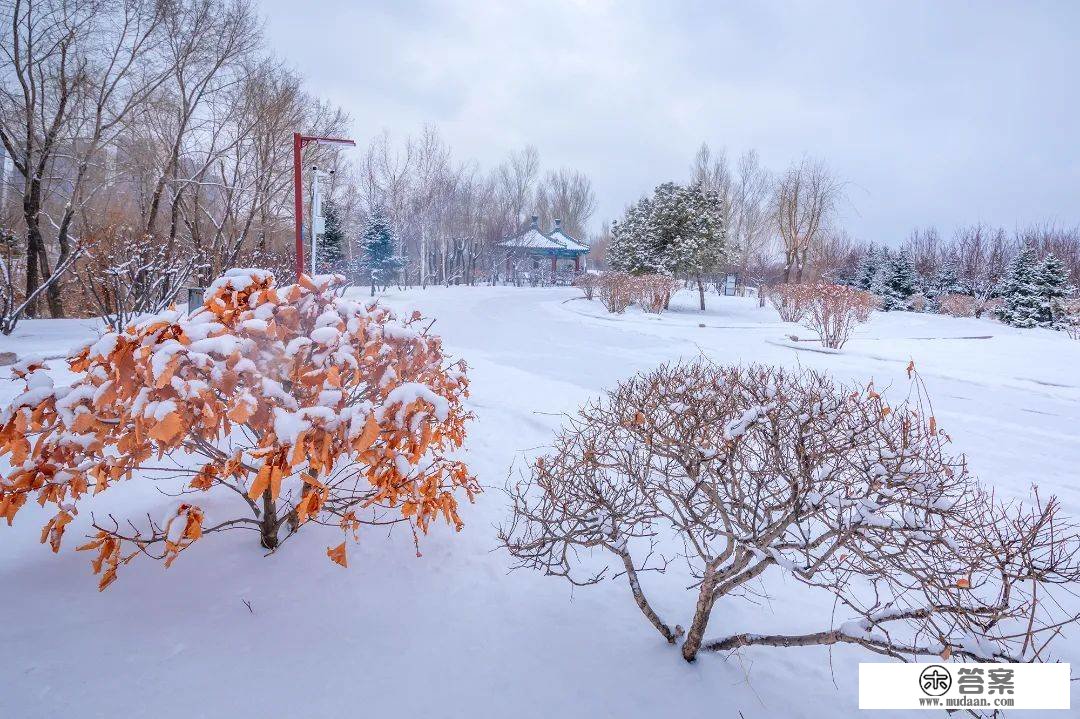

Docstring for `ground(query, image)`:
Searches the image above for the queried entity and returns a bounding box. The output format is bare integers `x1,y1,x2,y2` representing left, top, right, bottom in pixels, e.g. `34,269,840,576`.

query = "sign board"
722,273,738,296
187,287,205,314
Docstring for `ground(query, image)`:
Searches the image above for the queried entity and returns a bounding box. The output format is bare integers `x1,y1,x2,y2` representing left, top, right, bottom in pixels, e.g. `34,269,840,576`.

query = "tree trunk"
697,276,706,311
682,569,719,661
259,489,279,550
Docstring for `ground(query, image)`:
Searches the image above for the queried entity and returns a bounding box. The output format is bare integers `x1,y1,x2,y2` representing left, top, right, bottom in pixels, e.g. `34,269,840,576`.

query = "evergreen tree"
925,253,964,312
932,254,964,295
1035,253,1073,328
608,181,728,310
876,251,918,311
317,201,346,272
608,196,657,274
996,246,1043,328
357,208,404,296
853,244,883,291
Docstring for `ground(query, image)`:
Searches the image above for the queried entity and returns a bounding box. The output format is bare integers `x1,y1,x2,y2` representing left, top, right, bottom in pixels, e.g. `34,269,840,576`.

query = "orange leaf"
184,510,203,540
149,412,184,443
268,464,283,501
227,399,255,424
248,463,271,500
940,645,952,661
353,414,380,453
327,541,347,568
956,578,971,589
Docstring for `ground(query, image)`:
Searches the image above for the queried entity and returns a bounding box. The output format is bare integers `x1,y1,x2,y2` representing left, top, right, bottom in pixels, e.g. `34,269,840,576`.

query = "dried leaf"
327,541,347,568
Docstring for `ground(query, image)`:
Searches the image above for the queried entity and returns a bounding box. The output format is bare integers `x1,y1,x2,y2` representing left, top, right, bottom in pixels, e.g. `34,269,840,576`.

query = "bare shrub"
909,293,927,312
76,229,205,330
634,275,677,314
500,361,1080,664
938,293,976,317
597,272,634,314
799,283,873,349
1064,300,1080,340
979,296,1005,319
765,283,812,322
574,273,598,300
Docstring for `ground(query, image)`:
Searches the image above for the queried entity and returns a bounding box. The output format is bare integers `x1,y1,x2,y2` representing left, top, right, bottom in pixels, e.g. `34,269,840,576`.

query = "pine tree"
317,201,346,272
608,196,657,274
854,244,883,291
925,253,964,312
357,208,404,296
933,254,964,295
996,246,1043,328
876,251,918,311
608,182,728,310
1035,253,1073,328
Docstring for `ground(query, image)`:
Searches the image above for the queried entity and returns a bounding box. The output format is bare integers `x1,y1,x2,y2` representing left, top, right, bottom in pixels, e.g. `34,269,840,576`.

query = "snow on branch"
500,361,1080,665
0,270,478,588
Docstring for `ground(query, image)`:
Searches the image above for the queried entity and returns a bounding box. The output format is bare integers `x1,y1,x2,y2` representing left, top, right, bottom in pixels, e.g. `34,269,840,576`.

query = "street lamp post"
293,132,355,280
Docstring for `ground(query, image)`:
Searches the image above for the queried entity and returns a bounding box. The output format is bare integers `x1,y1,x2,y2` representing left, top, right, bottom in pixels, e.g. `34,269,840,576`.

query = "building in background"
500,215,588,284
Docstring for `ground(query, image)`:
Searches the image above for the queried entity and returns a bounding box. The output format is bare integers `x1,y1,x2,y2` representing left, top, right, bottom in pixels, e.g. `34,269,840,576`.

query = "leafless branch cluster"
500,361,1080,664
75,227,205,330
596,272,634,314
573,273,597,300
799,283,874,349
634,275,677,314
355,134,596,288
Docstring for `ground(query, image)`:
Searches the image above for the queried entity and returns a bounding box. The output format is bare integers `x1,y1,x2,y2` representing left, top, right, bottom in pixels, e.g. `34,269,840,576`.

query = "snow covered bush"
633,275,677,314
799,283,873,349
608,181,728,310
574,273,598,301
765,283,812,322
0,270,477,589
938,293,977,317
597,272,634,314
76,229,205,330
501,361,1080,664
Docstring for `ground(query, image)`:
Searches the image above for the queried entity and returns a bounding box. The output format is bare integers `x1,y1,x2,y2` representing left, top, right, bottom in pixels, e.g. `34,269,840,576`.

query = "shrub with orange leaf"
0,269,477,589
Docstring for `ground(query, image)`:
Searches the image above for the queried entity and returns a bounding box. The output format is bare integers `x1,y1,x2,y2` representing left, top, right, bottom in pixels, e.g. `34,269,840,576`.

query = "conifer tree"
608,182,727,310
996,246,1043,328
876,251,918,311
358,207,404,296
317,201,346,272
854,245,883,291
1035,253,1073,328
925,253,964,312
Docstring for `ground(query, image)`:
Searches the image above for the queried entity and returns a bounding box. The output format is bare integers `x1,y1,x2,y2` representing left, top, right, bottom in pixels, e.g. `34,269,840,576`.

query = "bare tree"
729,149,773,285
0,0,92,317
774,156,843,283
535,168,596,240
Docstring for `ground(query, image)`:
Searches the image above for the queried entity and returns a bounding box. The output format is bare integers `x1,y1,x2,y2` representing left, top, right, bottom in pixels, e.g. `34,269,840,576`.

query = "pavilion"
500,216,588,283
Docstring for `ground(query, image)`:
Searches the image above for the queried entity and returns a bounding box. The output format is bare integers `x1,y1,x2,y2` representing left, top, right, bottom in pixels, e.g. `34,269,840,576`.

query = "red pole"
291,134,355,280
293,132,304,280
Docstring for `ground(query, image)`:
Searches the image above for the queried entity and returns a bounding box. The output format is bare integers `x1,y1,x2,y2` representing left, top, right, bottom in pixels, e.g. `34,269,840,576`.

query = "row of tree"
0,0,599,331
333,131,596,287
601,142,1078,330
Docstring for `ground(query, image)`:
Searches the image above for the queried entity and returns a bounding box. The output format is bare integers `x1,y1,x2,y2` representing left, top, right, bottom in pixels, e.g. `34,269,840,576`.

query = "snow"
2,285,1080,718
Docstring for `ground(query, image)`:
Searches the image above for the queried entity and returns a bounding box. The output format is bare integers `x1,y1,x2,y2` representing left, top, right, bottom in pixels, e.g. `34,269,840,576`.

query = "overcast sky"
257,0,1078,241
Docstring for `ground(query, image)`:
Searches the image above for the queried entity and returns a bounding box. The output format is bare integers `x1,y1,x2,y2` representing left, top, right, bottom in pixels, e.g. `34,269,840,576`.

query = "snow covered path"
2,286,1078,718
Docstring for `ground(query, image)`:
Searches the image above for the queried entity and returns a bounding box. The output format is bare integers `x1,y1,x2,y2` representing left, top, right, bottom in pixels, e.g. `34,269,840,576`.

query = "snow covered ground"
2,286,1078,718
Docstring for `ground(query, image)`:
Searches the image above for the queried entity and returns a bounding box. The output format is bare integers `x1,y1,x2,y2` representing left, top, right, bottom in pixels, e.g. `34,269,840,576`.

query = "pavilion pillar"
574,255,580,272
551,256,558,275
